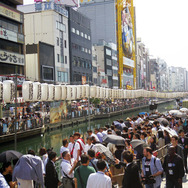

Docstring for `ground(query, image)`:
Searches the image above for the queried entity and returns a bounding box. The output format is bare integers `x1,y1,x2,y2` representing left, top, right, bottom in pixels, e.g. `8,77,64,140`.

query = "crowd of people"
0,111,188,188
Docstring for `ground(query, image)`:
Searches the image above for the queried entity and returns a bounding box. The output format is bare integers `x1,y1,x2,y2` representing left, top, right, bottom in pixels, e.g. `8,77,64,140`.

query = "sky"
23,0,188,69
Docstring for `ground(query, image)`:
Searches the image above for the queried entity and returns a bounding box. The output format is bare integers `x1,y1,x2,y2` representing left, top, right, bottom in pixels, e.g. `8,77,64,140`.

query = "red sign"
102,79,107,84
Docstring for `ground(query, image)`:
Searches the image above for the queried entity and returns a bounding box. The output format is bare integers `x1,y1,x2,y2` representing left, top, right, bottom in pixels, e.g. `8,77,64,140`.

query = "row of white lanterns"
0,80,187,103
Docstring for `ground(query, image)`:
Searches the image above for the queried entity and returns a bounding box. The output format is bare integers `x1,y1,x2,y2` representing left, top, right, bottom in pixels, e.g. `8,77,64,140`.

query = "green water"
0,101,176,155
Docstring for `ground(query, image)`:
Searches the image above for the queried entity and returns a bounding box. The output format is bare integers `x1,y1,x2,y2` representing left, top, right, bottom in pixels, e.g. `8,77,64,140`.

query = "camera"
141,176,156,185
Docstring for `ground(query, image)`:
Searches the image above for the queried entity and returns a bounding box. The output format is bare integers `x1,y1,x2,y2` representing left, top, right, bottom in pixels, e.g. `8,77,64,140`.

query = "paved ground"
161,174,188,188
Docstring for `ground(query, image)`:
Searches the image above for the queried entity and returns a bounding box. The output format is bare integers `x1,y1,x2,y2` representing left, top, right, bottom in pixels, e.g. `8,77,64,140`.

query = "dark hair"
39,147,47,156
179,130,184,134
48,151,57,160
105,125,110,129
2,162,11,172
62,151,69,159
87,149,95,158
87,130,92,134
62,139,68,146
125,138,131,146
134,133,140,139
158,130,164,139
95,128,99,132
74,132,81,137
144,147,152,154
122,150,133,163
28,149,35,156
96,159,106,171
69,135,74,138
115,130,121,136
141,132,146,138
172,135,178,141
81,154,89,164
123,127,128,133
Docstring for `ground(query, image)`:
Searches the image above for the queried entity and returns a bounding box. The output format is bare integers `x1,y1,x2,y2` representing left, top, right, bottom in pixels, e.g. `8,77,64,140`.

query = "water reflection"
0,101,176,155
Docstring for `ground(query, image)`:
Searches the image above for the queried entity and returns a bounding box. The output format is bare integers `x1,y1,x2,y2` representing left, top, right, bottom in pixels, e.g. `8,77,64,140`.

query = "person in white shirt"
61,151,77,181
73,132,85,161
87,130,99,142
60,139,69,158
99,127,107,137
94,128,103,143
84,137,96,154
86,159,112,188
68,135,75,156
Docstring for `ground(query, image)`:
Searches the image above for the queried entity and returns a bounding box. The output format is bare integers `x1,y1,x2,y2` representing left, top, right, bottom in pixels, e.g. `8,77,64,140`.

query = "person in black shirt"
178,130,188,173
2,162,16,188
163,146,184,188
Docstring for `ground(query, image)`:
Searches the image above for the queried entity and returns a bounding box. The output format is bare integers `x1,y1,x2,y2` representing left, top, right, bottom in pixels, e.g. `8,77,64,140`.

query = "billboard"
122,6,134,56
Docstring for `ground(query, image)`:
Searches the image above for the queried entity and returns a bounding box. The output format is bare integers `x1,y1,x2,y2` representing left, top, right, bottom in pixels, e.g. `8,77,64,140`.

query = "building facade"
0,1,25,84
67,7,92,85
18,2,70,84
149,59,159,91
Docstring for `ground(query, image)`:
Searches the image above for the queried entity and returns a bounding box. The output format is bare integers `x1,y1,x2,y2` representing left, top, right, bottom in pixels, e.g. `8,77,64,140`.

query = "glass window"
58,71,61,82
57,37,59,46
81,47,84,52
65,56,67,64
88,49,91,54
107,69,112,76
106,48,112,56
43,67,53,80
71,28,75,33
93,67,97,73
85,48,88,53
85,34,87,39
81,32,84,37
61,55,64,64
88,35,91,40
57,54,60,62
106,59,112,66
76,30,80,35
64,40,67,48
65,72,68,82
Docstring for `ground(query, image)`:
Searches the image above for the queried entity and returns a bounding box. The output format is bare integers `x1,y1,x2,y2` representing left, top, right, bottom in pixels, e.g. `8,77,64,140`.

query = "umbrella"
113,121,123,131
156,118,169,126
139,112,149,115
0,150,22,163
160,125,178,136
103,135,125,146
180,108,188,113
149,114,159,119
169,110,180,115
130,139,147,149
94,144,114,163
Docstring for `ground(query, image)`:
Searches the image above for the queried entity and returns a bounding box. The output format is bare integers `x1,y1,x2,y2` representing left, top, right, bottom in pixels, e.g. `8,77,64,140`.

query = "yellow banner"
0,5,21,22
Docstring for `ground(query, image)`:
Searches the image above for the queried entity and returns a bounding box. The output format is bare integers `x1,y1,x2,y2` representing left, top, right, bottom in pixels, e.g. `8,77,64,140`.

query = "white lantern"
123,90,127,99
61,85,67,100
33,82,41,101
108,89,112,98
82,85,86,98
96,87,100,98
22,81,33,102
3,80,15,103
48,84,55,101
99,87,103,98
55,85,61,100
112,89,116,98
102,88,105,98
85,85,89,98
90,86,97,98
41,83,49,101
105,88,109,98
77,85,82,99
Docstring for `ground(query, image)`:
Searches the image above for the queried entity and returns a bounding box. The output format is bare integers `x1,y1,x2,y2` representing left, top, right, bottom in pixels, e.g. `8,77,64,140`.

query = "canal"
0,100,176,155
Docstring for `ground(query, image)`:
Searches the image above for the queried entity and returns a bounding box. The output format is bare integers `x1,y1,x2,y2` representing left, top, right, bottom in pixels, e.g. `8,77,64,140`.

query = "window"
64,40,67,48
78,58,81,67
106,59,112,66
43,66,53,80
107,69,112,76
88,35,91,40
65,56,67,64
85,34,87,39
71,28,75,33
81,47,84,52
88,49,91,54
73,57,77,66
76,30,80,35
57,54,60,62
85,48,88,53
61,55,64,64
81,32,84,37
57,37,59,46
106,48,112,56
93,67,97,73
57,71,68,82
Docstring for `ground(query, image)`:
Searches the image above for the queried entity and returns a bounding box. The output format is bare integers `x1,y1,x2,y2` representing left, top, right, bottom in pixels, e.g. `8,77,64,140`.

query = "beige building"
18,2,70,84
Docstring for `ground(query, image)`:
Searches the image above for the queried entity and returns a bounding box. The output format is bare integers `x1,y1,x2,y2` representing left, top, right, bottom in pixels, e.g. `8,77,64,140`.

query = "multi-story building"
158,58,168,92
18,1,70,84
79,0,136,89
92,46,98,85
67,7,92,85
149,59,159,91
0,0,25,91
137,39,150,90
93,42,118,88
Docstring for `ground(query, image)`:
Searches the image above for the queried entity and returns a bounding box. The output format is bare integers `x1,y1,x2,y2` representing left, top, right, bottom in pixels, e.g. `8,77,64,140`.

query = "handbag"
62,171,75,188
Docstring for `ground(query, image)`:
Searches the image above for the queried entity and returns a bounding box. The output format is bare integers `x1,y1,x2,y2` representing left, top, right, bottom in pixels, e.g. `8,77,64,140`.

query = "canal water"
0,101,176,155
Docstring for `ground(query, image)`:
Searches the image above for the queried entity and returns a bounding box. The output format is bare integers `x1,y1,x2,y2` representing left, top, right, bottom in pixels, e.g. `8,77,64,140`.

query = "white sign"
0,27,17,43
123,56,134,68
0,27,24,44
0,50,25,66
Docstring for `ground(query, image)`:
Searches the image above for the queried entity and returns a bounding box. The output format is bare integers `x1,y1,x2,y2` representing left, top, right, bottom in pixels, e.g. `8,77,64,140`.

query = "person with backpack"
72,132,85,161
142,147,163,188
87,149,98,172
74,154,95,188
